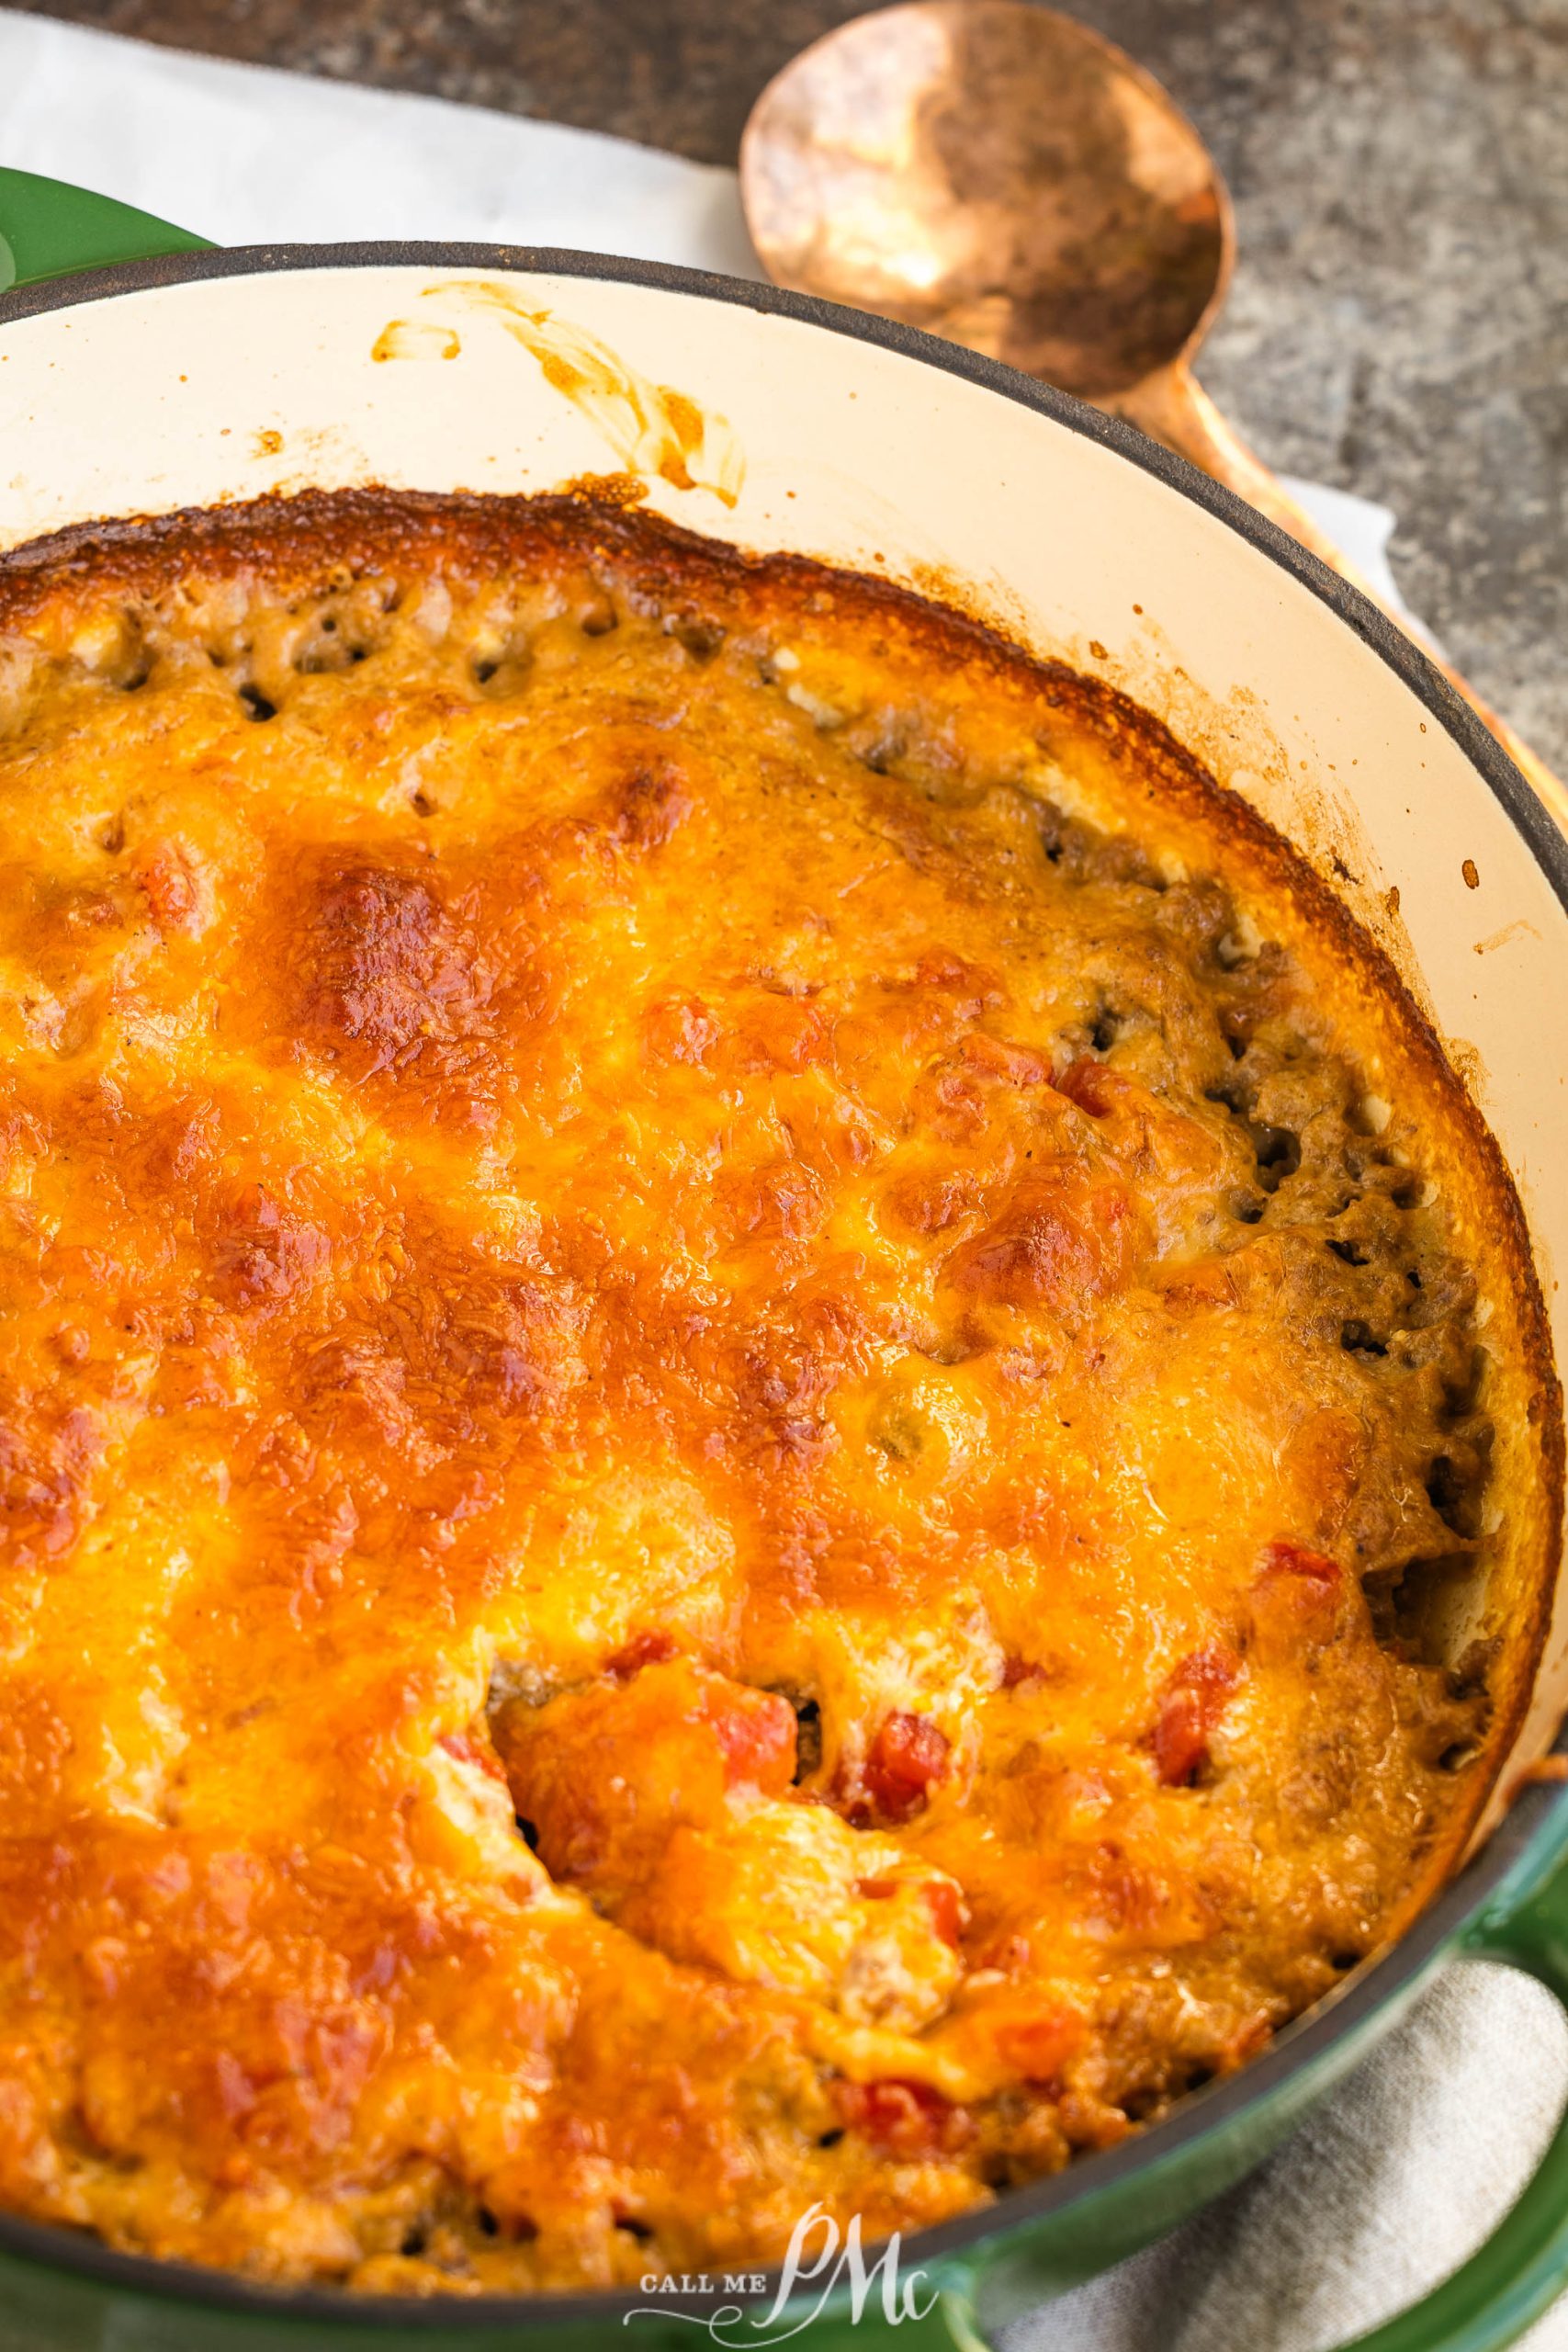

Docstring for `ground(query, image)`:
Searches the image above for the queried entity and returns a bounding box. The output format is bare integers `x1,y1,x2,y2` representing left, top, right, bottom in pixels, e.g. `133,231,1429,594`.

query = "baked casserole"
0,491,1555,2293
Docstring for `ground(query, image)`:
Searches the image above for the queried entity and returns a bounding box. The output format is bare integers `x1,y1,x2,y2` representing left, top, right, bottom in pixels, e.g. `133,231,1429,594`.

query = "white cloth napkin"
0,14,1559,2346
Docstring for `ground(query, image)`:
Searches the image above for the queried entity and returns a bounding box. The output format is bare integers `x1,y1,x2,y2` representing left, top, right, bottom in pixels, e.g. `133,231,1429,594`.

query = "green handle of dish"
0,165,211,294
945,1810,1568,2352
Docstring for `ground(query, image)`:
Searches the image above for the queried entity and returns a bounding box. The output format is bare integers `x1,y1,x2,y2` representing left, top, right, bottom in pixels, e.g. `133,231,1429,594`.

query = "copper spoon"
739,0,1566,823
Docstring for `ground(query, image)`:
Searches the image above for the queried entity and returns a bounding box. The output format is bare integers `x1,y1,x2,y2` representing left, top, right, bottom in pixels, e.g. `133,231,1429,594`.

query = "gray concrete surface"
14,0,1565,766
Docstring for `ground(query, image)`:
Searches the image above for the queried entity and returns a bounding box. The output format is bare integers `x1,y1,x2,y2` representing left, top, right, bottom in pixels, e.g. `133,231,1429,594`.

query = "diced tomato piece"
1248,1540,1344,1663
1258,1537,1341,1588
706,1685,797,1792
863,1712,951,1823
438,1728,507,1783
1149,1644,1242,1786
1055,1056,1119,1116
855,1873,965,1948
835,2076,969,2157
1152,1695,1211,1789
911,950,1002,1011
920,1879,965,1949
994,2008,1085,2087
957,1032,1051,1087
605,1631,680,1679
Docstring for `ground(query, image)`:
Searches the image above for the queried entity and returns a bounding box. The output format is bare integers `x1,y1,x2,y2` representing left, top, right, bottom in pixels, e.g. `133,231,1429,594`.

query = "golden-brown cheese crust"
0,491,1557,2293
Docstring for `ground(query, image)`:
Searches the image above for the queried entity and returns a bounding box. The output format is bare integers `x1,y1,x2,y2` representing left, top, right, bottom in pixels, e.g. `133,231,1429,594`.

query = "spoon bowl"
741,0,1229,397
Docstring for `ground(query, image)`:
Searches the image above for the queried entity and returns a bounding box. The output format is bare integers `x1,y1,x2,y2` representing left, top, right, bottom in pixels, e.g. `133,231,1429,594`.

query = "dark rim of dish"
0,242,1563,2331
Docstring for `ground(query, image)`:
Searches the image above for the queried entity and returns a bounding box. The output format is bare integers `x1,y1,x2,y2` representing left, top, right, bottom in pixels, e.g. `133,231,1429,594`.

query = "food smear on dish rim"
376,280,747,509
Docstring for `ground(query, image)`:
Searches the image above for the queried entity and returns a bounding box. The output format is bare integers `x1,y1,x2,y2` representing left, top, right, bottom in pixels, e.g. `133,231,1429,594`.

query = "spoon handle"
1114,363,1568,833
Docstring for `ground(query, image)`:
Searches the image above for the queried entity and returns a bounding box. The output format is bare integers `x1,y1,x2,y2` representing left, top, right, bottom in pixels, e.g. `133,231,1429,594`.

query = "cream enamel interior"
1,255,1563,1831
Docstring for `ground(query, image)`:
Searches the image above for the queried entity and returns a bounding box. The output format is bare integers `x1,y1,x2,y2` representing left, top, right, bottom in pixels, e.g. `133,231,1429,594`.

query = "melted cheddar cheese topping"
0,494,1551,2293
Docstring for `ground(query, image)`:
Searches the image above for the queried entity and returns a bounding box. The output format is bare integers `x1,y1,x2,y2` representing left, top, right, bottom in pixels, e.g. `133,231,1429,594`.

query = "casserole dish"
1,166,1568,2352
